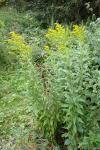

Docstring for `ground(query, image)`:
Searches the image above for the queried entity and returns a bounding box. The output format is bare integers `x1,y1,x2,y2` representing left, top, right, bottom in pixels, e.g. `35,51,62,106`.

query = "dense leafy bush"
15,0,100,26
1,0,99,27
0,7,41,66
0,0,6,6
34,20,100,149
0,31,32,67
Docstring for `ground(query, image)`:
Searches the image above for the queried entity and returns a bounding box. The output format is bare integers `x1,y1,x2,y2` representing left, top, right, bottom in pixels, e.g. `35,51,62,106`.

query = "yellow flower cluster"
44,45,51,55
45,23,70,53
73,25,86,42
10,31,18,37
8,31,32,52
46,23,65,39
44,23,86,55
6,31,32,62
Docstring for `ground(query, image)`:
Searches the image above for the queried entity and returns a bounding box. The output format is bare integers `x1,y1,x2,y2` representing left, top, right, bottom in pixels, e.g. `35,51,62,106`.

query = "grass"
0,8,40,144
0,69,28,133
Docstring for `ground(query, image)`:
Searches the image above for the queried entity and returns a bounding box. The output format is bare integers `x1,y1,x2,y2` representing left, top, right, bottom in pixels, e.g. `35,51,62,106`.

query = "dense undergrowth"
0,6,100,150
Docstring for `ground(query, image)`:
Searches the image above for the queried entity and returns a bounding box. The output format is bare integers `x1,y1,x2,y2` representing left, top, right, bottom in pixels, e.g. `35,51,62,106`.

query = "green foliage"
34,20,100,149
0,6,100,150
0,7,41,67
1,0,99,27
0,65,38,149
23,0,100,27
0,7,39,32
0,0,6,6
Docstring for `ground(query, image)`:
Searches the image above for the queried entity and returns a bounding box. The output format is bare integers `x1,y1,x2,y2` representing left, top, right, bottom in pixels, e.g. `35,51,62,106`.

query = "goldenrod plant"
6,32,32,63
37,20,100,149
45,23,70,53
0,31,32,67
44,23,86,56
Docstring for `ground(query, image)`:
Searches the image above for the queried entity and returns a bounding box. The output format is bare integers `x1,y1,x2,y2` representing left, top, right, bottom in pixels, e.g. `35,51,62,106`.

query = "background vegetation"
0,0,100,26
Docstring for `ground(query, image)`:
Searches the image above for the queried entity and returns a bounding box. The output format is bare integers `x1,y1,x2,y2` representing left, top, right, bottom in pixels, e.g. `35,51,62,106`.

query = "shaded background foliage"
1,0,100,27
28,0,100,26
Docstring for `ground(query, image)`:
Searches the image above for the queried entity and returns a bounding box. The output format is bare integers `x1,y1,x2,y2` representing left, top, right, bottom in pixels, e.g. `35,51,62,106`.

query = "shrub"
24,0,99,27
34,20,100,149
44,23,86,54
0,0,6,6
0,31,32,67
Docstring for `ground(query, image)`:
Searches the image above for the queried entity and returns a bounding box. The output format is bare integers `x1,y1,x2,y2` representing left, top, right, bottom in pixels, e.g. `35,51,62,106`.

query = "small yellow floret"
44,45,51,55
73,25,86,41
10,31,16,37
